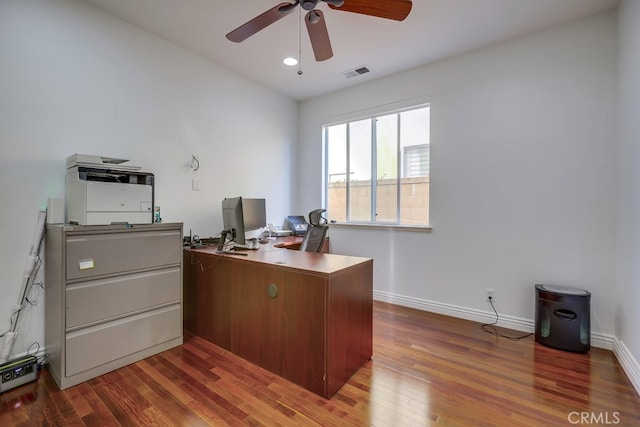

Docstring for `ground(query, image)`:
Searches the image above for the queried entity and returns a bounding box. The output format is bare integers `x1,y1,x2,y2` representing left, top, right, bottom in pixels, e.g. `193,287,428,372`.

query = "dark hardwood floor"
2,301,639,426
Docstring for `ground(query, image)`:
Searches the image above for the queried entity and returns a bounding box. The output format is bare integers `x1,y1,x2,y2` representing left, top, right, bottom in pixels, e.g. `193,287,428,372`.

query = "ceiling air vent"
342,65,371,79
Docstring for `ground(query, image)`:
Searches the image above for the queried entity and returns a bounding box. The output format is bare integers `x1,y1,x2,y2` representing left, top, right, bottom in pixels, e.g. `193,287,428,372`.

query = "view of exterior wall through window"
324,105,430,226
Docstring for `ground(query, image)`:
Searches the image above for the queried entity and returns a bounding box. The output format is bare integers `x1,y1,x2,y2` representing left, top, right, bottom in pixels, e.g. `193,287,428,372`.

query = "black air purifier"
535,284,591,353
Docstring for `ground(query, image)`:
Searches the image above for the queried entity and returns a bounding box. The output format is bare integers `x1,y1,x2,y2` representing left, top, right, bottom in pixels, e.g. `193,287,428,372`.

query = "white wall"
616,0,640,391
0,0,297,359
299,12,618,337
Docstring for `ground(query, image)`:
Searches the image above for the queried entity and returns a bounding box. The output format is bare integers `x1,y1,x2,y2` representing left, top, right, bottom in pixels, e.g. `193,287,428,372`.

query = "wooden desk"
183,243,373,398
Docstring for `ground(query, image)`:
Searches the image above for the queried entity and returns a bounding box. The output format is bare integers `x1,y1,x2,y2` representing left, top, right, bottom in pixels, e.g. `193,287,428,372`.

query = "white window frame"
322,98,431,231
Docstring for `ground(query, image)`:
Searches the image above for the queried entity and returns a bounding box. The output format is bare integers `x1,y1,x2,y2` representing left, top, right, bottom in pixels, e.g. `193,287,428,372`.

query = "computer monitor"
242,198,267,232
221,197,266,245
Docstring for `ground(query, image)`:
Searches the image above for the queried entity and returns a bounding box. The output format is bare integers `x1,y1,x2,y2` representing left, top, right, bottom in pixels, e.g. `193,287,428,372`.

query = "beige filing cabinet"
45,223,183,389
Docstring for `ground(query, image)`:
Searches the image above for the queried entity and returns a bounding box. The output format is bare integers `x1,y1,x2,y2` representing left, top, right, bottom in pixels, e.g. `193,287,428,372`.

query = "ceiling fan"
225,0,413,62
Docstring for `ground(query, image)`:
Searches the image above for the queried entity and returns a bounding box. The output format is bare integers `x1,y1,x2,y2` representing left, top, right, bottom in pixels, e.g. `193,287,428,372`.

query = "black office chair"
300,209,329,253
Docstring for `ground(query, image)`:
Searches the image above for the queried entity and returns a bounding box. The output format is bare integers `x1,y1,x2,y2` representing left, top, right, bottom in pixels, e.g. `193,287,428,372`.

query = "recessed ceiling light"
283,57,298,66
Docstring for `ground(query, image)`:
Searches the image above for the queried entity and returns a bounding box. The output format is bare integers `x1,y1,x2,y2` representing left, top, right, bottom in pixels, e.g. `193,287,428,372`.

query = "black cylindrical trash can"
535,284,591,353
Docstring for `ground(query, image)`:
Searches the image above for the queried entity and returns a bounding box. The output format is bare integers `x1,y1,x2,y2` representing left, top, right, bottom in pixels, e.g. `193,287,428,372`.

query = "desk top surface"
187,237,371,276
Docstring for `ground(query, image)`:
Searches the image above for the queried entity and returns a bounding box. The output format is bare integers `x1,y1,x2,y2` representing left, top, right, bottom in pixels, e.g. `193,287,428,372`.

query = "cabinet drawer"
66,267,181,329
65,304,181,377
66,230,181,280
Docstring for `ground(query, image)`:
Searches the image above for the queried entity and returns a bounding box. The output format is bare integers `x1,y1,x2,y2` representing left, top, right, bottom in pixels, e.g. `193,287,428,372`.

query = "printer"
65,154,155,225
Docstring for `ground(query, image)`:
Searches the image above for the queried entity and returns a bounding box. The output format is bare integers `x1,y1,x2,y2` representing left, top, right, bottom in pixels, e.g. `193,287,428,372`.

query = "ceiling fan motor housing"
301,0,318,11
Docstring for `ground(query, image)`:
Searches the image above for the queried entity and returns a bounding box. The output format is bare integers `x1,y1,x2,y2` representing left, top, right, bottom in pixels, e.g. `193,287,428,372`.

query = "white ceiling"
81,0,619,101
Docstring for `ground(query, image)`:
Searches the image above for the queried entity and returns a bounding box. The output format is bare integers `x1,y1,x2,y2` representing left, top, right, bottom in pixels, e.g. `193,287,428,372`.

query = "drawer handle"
267,284,278,299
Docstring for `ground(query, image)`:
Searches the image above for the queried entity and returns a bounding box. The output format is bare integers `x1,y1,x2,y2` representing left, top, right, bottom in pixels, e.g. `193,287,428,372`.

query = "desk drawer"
66,230,181,280
66,267,181,329
65,304,181,377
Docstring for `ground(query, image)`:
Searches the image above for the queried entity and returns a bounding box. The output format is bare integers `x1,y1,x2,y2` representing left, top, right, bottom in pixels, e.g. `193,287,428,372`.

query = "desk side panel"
232,261,327,396
326,259,373,397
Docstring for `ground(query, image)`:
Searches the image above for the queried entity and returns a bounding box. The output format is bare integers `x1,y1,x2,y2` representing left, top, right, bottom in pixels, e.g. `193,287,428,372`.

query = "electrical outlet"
486,288,495,302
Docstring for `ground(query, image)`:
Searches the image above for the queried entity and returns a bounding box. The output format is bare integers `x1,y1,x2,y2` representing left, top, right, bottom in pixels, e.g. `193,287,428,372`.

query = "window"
324,104,430,226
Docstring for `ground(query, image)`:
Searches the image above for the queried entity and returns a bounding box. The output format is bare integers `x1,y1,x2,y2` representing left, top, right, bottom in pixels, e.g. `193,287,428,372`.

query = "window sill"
328,222,432,232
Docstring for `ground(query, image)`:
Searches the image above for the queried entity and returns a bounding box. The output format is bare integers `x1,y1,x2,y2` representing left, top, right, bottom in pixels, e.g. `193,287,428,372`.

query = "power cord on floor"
481,296,533,341
27,341,48,369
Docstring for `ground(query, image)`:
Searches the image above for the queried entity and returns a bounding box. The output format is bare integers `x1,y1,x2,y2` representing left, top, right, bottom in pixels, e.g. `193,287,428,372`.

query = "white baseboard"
374,290,534,332
612,338,640,396
373,290,632,374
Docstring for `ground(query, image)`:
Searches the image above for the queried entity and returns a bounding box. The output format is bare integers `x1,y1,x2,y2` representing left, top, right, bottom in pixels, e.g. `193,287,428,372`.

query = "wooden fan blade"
328,0,412,21
226,2,297,42
306,10,333,61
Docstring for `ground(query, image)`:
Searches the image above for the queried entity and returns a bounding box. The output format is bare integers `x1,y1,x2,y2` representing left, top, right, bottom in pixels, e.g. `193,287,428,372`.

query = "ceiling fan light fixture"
283,57,298,66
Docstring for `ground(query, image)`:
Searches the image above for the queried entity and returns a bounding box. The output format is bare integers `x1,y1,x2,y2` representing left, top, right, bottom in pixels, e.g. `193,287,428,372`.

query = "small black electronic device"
286,215,308,236
1,355,38,393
